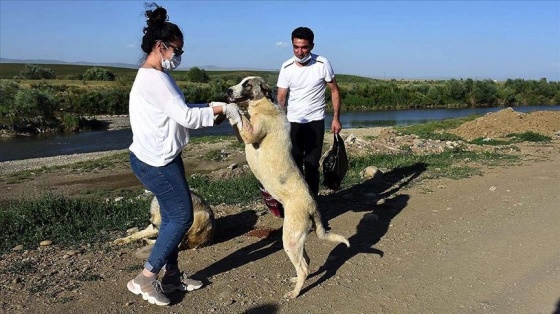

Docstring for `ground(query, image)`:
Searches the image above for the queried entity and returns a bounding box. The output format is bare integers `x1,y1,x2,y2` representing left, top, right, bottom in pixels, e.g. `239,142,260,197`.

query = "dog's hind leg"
283,233,309,299
289,248,310,283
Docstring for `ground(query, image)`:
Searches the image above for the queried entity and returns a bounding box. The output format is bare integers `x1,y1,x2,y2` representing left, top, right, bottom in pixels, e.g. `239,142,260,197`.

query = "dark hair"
141,3,183,54
291,27,314,43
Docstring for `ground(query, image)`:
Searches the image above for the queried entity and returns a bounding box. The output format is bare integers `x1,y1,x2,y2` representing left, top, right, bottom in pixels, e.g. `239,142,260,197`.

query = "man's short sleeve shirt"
277,54,335,123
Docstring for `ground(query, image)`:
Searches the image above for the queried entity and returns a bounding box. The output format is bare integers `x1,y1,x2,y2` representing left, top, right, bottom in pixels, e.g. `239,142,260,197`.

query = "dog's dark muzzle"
226,88,250,104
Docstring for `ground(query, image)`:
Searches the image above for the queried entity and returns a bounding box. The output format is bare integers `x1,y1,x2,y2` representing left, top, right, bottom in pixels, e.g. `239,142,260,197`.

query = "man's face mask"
294,53,312,64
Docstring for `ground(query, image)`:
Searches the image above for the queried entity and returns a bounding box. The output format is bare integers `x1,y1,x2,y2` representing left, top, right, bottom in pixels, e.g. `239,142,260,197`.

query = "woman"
126,4,241,306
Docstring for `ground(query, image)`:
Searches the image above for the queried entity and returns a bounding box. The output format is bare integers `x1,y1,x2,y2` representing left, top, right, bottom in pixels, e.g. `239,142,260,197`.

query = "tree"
186,67,210,83
17,64,56,80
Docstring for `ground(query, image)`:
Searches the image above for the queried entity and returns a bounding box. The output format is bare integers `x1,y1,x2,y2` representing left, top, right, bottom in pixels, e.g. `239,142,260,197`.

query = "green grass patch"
0,152,130,184
0,171,262,253
469,138,511,146
341,149,519,189
395,115,480,140
469,131,551,146
189,135,234,144
66,152,129,172
189,173,261,205
204,149,227,161
0,194,150,253
506,131,551,142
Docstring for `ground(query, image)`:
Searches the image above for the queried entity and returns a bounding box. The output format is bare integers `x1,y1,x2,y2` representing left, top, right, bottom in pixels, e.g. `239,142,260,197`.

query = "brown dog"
114,190,215,251
227,76,350,299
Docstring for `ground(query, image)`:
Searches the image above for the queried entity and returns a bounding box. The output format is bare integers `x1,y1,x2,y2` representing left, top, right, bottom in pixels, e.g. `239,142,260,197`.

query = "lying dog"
227,76,350,299
114,190,215,251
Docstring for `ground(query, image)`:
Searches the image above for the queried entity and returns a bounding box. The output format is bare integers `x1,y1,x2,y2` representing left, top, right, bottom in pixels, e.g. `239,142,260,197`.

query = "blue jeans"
129,152,194,274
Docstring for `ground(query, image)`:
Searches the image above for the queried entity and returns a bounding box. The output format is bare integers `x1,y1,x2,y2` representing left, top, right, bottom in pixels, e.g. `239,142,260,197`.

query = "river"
1,105,558,162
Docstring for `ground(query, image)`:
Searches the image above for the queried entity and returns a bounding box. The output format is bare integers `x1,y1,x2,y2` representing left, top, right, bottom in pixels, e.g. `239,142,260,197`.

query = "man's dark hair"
291,27,314,43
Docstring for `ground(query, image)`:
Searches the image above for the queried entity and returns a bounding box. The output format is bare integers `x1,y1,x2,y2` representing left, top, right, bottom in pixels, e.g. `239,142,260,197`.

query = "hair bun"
144,3,168,28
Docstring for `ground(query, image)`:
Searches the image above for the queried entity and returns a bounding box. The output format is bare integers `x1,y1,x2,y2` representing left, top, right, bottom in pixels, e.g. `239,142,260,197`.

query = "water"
1,105,558,162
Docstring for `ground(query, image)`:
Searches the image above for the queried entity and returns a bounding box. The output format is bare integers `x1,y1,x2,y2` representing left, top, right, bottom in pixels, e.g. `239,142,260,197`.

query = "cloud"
125,44,136,49
276,41,288,48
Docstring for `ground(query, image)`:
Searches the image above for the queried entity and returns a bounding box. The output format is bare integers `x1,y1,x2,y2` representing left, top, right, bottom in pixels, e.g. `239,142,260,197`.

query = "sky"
1,0,559,81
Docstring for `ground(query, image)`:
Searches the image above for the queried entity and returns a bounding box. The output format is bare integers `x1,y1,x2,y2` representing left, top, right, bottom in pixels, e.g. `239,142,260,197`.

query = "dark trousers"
289,120,325,197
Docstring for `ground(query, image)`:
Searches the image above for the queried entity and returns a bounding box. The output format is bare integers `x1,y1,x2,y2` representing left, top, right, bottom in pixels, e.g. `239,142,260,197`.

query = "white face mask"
294,53,312,64
161,54,181,70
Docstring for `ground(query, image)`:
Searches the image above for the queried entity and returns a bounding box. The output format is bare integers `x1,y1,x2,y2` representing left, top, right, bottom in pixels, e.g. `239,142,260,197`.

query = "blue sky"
1,1,559,81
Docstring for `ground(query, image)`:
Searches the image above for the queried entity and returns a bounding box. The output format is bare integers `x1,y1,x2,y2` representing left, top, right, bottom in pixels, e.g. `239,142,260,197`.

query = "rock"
66,249,81,257
12,245,24,251
39,240,53,246
360,166,382,180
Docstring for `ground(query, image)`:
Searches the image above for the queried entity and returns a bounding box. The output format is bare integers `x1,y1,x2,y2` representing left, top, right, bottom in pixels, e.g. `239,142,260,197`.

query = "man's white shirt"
277,54,335,123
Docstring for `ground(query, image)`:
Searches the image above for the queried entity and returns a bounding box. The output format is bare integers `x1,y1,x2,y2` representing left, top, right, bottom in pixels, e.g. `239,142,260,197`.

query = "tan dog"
114,190,215,251
227,76,350,299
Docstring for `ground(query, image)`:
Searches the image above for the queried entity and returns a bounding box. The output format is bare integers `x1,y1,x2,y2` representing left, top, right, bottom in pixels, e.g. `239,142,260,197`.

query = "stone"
360,166,382,180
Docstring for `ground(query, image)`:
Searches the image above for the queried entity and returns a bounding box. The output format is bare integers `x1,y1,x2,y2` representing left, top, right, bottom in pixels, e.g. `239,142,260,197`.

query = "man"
277,26,342,199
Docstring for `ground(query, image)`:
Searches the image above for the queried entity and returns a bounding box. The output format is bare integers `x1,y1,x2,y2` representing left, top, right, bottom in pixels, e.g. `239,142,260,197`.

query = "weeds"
507,131,551,142
395,115,479,140
0,194,150,253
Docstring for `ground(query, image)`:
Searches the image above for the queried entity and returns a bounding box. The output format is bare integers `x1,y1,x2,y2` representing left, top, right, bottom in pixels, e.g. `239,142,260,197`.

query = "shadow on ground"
189,162,427,300
301,162,427,296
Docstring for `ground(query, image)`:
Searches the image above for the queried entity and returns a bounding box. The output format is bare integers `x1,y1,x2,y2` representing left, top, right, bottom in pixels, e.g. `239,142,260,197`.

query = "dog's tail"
311,211,350,247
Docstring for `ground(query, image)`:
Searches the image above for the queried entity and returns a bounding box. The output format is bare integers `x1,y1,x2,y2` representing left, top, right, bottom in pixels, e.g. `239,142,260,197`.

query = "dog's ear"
267,88,278,104
259,81,270,93
259,81,274,101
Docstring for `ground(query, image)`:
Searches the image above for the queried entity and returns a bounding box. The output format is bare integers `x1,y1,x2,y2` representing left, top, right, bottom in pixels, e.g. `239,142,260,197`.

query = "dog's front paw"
113,238,129,245
283,290,298,299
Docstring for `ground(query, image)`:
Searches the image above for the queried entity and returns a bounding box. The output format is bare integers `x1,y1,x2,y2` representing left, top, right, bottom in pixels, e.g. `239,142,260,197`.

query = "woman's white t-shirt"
276,54,335,123
129,68,214,167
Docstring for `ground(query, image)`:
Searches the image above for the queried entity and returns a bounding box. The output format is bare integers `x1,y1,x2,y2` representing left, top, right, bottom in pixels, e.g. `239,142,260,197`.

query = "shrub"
17,64,56,80
82,67,116,81
186,67,210,83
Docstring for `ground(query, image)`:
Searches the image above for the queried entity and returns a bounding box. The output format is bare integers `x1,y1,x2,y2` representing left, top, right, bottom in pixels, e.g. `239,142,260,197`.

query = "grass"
0,118,547,254
394,115,480,141
469,131,552,146
0,194,151,253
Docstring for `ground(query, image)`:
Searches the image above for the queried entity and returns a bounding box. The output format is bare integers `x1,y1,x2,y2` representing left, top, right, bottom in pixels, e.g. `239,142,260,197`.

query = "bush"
17,64,56,80
82,67,116,81
186,67,210,83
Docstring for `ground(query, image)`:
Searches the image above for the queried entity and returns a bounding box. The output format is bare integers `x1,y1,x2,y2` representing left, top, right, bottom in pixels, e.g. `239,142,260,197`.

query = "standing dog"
227,76,350,299
114,190,215,250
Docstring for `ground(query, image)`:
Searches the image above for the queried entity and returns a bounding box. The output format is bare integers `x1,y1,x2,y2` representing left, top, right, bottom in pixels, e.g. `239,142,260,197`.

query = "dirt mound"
448,108,560,140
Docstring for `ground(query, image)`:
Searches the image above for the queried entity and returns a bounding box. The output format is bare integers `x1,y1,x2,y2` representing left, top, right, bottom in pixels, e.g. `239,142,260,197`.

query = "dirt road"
0,149,557,313
1,109,560,313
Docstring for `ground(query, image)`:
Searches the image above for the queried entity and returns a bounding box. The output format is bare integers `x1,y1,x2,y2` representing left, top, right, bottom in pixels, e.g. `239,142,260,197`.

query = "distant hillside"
0,58,138,69
0,58,277,74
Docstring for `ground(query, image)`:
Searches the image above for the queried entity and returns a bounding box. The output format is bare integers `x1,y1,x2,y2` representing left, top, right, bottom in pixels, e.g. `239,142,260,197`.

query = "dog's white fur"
227,76,350,299
114,190,215,251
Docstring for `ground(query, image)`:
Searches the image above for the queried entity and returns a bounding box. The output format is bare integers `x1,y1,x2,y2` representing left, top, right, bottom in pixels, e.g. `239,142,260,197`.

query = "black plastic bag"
322,133,348,190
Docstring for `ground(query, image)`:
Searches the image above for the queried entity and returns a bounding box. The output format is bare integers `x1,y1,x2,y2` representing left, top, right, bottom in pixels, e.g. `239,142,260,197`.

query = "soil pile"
448,107,560,140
